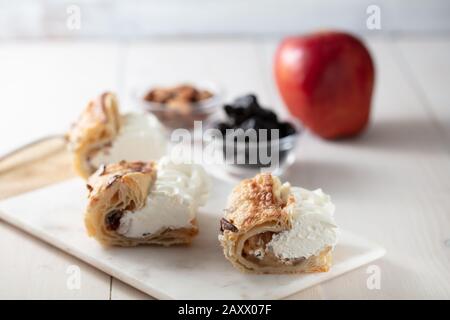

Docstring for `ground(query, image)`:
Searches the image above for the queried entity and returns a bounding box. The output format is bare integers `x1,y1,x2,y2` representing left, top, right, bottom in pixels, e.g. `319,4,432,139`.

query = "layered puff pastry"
67,92,167,179
85,157,210,246
219,173,338,274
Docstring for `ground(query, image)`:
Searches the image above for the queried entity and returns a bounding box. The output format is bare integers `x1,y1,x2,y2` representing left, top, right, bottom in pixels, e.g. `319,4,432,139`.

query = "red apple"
274,31,375,139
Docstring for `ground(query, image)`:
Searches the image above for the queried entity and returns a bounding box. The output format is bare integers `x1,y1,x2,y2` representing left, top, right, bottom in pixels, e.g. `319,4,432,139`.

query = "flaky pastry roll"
85,157,209,246
219,173,338,274
67,92,167,179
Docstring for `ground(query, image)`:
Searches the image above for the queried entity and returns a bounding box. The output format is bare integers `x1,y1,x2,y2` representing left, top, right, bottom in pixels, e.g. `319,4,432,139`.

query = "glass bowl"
203,117,302,179
130,81,222,131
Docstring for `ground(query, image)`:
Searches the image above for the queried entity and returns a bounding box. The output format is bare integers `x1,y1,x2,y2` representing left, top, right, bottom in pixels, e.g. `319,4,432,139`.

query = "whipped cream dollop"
90,113,167,168
268,187,338,259
117,157,210,238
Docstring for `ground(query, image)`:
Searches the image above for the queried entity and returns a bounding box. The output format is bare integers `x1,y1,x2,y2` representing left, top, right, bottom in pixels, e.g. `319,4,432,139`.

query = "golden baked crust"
223,173,291,233
67,92,121,179
84,161,198,246
219,173,333,274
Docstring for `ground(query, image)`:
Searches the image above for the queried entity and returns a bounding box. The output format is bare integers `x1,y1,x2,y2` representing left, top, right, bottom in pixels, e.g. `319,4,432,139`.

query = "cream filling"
90,113,167,168
116,157,210,238
268,187,338,260
117,192,192,237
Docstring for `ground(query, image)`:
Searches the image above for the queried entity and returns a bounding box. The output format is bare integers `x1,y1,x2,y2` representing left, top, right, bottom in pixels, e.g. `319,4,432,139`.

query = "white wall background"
1,0,449,39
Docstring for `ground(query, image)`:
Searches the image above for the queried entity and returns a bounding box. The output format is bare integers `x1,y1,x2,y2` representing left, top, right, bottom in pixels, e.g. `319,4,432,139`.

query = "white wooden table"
0,36,449,299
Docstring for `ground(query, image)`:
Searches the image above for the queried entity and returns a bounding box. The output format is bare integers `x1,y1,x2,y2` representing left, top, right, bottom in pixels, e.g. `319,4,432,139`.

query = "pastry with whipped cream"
85,157,210,246
219,173,338,273
67,92,167,179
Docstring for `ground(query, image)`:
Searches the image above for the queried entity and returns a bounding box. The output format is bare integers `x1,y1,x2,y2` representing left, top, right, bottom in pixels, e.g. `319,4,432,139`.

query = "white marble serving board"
0,178,385,300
